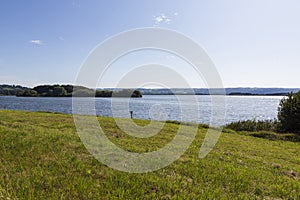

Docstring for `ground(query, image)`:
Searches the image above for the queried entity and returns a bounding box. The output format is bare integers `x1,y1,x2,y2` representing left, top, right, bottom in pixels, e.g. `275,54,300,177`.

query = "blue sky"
0,0,299,88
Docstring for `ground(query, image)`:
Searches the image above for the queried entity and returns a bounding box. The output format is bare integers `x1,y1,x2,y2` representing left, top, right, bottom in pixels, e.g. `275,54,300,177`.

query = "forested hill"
0,85,142,98
0,85,29,96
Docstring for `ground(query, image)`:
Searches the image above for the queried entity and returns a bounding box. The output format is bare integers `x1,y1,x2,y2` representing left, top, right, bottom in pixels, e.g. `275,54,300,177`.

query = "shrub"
277,91,300,133
225,119,278,132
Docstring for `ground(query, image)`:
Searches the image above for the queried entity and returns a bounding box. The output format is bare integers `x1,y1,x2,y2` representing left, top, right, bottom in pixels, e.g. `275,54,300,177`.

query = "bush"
225,119,300,142
278,91,300,134
225,119,278,132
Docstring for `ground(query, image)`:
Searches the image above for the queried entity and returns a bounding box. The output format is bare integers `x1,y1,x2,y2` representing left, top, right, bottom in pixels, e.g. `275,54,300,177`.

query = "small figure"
130,111,133,119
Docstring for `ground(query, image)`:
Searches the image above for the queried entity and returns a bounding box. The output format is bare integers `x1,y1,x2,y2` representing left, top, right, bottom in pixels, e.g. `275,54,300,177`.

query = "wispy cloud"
58,36,64,41
29,39,44,45
153,13,172,26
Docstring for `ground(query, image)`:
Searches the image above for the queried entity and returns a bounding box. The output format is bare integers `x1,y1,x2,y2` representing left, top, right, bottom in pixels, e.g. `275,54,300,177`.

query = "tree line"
0,85,28,96
1,84,143,98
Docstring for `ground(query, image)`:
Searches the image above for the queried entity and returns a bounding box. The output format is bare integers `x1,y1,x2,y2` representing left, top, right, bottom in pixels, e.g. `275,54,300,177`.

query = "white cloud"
154,16,164,23
58,36,64,41
29,40,44,45
165,18,171,24
153,13,172,26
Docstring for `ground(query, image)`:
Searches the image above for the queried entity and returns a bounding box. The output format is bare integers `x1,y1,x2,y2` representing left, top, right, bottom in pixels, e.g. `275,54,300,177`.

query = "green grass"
0,110,299,199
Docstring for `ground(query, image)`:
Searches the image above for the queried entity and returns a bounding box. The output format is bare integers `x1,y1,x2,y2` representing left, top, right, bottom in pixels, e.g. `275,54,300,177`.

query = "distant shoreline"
1,84,299,97
0,94,286,97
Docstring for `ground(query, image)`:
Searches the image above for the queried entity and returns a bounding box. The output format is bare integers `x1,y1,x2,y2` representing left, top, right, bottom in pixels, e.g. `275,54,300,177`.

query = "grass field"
0,110,299,199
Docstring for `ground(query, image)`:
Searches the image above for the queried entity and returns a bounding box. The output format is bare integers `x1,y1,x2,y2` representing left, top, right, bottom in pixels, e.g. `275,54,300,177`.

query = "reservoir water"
0,95,283,125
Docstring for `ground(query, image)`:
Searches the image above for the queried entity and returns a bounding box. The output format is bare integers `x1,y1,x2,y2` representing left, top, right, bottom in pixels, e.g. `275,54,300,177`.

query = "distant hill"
224,88,300,95
136,88,300,95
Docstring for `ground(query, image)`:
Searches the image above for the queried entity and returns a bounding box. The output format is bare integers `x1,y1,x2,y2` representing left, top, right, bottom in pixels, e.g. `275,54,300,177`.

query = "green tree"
95,90,112,97
132,90,142,98
278,91,300,133
17,89,38,97
112,89,142,98
53,86,67,97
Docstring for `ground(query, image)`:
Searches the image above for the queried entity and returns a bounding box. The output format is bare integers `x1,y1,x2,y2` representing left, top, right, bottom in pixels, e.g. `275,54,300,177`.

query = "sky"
0,0,300,88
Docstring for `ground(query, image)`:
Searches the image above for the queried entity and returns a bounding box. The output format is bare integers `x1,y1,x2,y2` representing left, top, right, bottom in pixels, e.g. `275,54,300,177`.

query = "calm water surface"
0,95,282,125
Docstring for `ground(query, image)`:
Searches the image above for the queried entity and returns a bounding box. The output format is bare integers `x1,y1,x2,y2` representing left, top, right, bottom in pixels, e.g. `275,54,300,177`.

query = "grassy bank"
0,110,299,199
